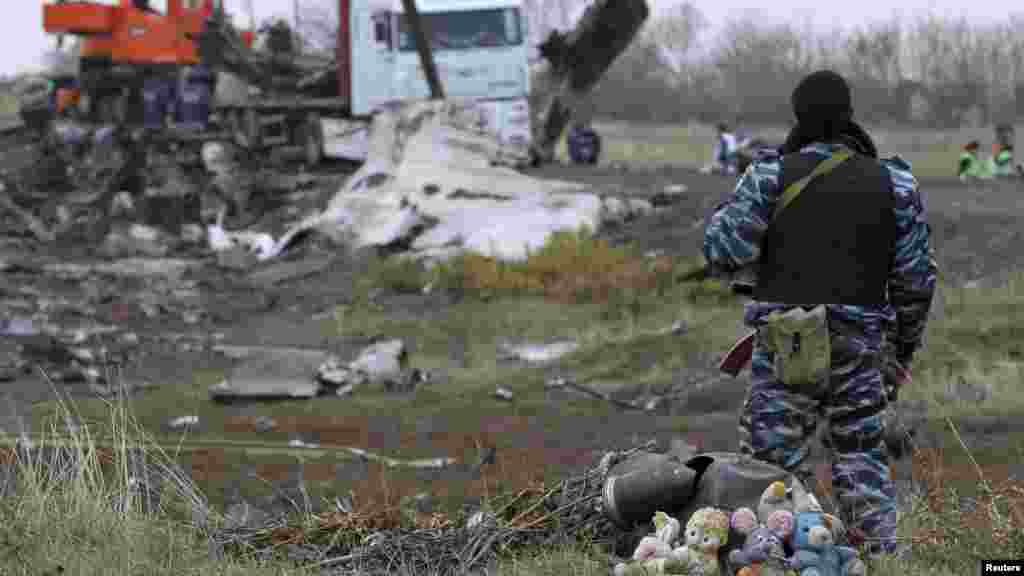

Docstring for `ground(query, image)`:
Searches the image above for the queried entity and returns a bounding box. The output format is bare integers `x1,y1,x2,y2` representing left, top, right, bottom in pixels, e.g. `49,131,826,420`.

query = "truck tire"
299,112,324,167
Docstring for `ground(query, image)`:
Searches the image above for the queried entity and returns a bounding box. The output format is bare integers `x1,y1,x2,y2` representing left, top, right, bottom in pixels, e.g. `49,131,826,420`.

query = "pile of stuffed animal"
612,479,867,576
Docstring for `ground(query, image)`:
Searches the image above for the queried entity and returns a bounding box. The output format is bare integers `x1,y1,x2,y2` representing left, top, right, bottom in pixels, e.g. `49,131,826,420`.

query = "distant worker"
50,76,81,118
990,124,1017,178
567,121,601,165
703,70,937,558
991,142,1015,177
709,122,738,175
958,141,983,181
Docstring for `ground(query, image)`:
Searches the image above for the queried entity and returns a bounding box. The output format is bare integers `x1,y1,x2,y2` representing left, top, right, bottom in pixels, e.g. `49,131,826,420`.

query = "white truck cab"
346,0,531,149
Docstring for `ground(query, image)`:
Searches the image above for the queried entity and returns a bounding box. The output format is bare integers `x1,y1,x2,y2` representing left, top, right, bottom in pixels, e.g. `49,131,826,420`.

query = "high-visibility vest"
959,152,983,177
993,149,1014,176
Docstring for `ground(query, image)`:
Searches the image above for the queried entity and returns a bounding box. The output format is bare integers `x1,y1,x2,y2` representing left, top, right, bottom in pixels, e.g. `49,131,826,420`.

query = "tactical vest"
753,151,896,306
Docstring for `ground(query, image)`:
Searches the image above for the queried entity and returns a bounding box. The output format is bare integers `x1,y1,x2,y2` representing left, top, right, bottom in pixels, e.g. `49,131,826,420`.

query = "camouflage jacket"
703,143,938,363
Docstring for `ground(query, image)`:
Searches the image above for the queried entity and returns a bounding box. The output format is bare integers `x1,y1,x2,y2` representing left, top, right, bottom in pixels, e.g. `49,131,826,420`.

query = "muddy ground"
2,135,1023,524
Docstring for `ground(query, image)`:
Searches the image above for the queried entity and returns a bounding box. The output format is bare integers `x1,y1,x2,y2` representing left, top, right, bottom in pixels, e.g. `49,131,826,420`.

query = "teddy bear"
670,507,732,575
613,511,684,576
613,508,731,576
727,507,797,576
634,511,682,561
785,481,866,576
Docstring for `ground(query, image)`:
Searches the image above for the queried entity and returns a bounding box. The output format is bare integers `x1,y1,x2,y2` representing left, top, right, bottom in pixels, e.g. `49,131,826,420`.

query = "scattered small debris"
499,340,578,364
167,415,200,431
110,192,136,218
101,224,172,259
650,320,688,336
341,446,456,469
351,339,408,383
68,347,95,363
493,386,514,401
643,397,662,412
181,223,205,244
466,510,496,532
545,376,644,411
252,416,278,432
317,356,365,389
211,346,332,401
411,492,437,514
649,183,687,207
288,438,320,449
408,367,432,387
943,375,991,404
1,316,38,337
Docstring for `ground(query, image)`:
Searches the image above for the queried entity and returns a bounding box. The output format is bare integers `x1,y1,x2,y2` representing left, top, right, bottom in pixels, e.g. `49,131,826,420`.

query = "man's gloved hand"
881,355,912,403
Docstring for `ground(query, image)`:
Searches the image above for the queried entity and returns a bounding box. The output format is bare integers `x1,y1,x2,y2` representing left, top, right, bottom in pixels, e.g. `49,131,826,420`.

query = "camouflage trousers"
738,320,898,553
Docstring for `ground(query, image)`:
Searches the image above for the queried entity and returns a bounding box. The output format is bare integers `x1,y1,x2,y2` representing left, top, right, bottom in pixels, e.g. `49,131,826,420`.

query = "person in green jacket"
991,143,1015,177
958,141,984,181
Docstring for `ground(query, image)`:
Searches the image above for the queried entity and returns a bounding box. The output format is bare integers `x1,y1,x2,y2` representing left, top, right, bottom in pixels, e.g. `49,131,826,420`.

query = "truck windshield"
397,8,522,52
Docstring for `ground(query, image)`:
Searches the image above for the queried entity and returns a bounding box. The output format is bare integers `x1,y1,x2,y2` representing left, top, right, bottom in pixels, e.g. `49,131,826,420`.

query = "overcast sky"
3,1,1018,76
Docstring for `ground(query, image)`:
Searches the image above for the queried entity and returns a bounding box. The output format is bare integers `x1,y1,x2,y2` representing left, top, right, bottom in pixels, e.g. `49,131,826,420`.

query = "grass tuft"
0,373,315,575
423,228,682,304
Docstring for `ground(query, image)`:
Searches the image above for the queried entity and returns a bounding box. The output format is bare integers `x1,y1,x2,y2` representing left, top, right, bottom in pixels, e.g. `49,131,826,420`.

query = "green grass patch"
902,271,1024,417
0,90,18,118
591,120,1024,181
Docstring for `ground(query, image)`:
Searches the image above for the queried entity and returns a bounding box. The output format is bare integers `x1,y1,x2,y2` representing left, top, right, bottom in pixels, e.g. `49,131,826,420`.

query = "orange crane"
42,0,254,123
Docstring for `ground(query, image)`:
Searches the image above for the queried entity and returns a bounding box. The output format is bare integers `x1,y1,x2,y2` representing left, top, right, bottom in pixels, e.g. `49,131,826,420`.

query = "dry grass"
0,375,317,576
11,385,1024,576
426,228,681,304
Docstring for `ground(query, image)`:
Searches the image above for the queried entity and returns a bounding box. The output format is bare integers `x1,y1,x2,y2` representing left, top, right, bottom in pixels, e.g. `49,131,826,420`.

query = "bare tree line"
591,4,1024,127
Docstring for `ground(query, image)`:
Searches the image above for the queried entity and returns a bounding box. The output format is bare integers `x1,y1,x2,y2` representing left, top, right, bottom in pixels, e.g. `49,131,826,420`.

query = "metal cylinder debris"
602,451,698,530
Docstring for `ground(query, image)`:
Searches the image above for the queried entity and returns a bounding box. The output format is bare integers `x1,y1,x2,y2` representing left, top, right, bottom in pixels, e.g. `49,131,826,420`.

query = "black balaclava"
781,70,878,158
792,70,852,139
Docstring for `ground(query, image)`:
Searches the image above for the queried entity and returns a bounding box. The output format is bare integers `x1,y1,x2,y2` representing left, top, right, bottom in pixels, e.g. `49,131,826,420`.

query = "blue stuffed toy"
786,481,866,576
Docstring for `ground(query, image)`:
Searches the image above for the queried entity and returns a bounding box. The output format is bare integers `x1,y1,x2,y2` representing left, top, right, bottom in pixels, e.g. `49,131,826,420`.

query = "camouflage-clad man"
703,70,937,555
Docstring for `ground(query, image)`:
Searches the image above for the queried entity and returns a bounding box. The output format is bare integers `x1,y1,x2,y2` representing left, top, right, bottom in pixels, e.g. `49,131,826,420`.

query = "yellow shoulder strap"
774,150,853,220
